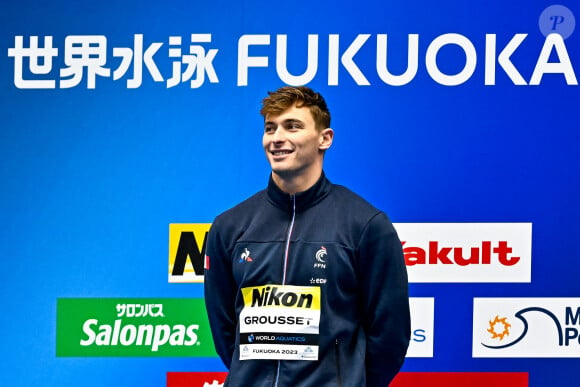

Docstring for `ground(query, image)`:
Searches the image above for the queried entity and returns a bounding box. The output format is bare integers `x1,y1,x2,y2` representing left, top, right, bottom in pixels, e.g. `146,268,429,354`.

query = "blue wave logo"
483,307,563,349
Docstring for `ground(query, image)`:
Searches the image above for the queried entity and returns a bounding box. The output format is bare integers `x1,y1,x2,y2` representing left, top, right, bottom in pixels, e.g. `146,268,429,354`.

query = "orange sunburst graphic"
487,315,511,340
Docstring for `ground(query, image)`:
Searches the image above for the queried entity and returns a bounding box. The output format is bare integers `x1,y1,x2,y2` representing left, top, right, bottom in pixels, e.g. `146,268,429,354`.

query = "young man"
204,86,410,386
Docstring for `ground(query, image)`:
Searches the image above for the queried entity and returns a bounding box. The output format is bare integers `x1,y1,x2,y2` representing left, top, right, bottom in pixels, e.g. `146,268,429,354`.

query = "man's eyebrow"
264,118,304,125
282,118,304,124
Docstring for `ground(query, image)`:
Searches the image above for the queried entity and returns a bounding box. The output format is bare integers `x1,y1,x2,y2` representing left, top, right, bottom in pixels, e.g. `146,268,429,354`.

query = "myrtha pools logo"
473,298,580,358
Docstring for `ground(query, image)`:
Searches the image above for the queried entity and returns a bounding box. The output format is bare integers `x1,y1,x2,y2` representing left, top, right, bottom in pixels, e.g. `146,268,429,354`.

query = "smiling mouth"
271,150,293,156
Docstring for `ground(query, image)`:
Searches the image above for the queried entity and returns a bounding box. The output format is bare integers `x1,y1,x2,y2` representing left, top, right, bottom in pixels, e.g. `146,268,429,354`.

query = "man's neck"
271,170,322,195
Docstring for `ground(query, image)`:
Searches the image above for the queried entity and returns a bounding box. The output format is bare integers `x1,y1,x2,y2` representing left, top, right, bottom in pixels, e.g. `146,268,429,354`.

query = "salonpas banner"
56,298,216,357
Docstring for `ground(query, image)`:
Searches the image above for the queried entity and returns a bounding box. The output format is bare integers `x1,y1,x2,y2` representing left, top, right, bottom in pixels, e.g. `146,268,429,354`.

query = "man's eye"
265,126,275,133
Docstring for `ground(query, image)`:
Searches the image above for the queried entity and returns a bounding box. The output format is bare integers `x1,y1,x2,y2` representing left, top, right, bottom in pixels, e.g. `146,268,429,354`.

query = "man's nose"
272,128,285,142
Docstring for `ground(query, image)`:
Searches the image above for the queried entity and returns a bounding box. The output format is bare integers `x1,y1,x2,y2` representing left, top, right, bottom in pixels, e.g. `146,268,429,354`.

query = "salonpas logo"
56,298,216,357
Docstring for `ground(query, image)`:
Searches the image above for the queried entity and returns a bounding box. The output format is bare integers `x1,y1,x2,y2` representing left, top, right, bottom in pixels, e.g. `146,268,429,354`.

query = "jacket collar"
267,171,332,213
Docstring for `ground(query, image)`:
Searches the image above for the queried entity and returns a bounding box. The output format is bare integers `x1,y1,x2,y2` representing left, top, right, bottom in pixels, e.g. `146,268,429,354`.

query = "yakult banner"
396,223,532,283
1,1,579,386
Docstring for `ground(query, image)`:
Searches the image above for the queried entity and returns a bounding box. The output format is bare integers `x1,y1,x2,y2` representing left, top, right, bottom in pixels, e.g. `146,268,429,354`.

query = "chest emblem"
314,246,327,269
239,248,253,263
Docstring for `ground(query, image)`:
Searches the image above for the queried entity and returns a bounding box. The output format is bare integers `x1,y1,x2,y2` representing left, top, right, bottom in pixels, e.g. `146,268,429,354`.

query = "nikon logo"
242,285,321,310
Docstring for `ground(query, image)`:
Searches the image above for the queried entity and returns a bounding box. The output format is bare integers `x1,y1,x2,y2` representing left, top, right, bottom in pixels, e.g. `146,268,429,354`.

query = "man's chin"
271,168,298,180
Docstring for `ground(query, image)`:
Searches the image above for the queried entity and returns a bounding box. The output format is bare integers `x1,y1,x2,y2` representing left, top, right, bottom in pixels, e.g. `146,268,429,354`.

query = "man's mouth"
271,150,293,156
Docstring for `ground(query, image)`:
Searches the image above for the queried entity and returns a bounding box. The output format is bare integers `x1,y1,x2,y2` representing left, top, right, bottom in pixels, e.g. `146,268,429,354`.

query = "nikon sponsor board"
56,298,216,357
169,223,210,283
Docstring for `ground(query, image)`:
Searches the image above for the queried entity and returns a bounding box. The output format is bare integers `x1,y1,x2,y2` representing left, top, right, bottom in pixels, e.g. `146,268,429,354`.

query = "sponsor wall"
1,0,579,386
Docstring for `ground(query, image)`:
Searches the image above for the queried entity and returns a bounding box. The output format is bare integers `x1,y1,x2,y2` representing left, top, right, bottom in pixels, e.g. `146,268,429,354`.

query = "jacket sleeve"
204,219,238,369
357,212,410,386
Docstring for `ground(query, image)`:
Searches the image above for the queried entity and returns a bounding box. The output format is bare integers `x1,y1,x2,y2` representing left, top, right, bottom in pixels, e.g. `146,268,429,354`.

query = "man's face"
262,104,329,182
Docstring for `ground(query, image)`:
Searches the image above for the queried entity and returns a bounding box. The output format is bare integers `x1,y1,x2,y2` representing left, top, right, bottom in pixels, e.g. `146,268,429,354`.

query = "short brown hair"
260,86,331,131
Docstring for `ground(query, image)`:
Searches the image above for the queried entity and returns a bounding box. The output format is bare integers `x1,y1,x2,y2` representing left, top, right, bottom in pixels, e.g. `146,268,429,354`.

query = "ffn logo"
314,246,327,269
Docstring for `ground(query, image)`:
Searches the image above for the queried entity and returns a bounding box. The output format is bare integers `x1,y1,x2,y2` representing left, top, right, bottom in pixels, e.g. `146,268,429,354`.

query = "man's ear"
319,128,334,151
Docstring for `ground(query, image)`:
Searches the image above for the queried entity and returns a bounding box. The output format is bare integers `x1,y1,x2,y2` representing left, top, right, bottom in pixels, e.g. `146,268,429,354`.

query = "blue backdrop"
0,0,578,386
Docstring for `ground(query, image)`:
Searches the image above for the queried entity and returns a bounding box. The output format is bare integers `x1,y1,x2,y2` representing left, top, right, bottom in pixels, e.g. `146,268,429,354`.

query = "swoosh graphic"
482,306,563,349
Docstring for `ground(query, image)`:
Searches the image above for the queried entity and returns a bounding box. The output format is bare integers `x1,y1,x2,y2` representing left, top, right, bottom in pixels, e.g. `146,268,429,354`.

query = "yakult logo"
393,223,532,283
402,240,520,267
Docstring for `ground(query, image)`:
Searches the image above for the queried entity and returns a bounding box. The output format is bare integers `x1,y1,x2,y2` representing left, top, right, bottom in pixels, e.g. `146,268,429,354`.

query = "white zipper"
274,194,296,387
282,195,296,285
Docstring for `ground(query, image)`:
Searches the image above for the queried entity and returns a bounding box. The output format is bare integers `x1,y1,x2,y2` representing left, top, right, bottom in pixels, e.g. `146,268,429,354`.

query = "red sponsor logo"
402,241,520,266
168,372,527,387
391,372,528,386
167,372,227,387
